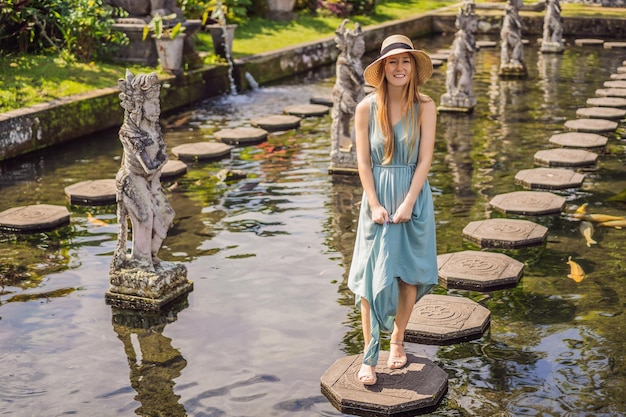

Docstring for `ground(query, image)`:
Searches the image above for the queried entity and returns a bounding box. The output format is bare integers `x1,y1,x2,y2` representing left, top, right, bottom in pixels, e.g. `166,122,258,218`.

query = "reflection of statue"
108,70,191,311
541,0,564,53
440,1,478,111
499,0,527,77
329,19,365,174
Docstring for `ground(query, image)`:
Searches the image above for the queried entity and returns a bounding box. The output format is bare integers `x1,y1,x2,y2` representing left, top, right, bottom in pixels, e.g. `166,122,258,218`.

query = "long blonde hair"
374,54,427,165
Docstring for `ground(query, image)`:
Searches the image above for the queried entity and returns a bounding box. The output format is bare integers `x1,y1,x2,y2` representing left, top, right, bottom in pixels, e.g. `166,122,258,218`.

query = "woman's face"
384,52,412,87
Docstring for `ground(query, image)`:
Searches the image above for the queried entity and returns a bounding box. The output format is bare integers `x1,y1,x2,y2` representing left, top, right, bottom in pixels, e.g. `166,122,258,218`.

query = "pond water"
1,34,625,416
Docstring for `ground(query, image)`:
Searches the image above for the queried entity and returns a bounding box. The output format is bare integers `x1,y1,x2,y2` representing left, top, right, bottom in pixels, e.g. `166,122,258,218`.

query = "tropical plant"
142,13,186,40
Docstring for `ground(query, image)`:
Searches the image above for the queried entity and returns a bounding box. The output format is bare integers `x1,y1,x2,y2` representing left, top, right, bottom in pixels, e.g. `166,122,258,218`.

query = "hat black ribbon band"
380,42,412,56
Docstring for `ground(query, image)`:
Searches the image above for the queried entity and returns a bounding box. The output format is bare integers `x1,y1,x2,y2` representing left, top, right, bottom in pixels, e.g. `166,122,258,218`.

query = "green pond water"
0,35,625,416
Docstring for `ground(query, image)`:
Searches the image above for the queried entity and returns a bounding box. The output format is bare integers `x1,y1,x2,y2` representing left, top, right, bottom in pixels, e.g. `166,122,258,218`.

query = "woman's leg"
389,280,417,368
358,297,377,384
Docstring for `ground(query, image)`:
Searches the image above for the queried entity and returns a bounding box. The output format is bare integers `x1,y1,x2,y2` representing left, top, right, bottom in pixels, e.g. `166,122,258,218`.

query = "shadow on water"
1,34,625,416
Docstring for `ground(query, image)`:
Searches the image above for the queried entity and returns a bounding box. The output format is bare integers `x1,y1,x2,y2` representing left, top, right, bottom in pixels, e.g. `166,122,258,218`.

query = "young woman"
348,34,438,385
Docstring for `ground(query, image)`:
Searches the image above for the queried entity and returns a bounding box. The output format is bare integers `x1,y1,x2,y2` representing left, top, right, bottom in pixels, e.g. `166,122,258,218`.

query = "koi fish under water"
579,221,597,247
566,256,586,283
597,219,626,229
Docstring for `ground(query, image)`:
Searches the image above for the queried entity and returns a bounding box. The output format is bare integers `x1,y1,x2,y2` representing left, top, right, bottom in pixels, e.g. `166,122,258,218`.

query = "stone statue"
329,19,365,174
440,0,478,112
541,0,564,53
499,0,527,77
107,70,191,311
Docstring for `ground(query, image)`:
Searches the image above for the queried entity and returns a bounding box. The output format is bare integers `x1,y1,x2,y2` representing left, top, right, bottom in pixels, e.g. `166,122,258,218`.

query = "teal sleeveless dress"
348,95,438,366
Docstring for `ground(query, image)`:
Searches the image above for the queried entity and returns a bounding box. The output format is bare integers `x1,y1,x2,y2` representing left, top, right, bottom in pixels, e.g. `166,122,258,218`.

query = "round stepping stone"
436,48,452,55
64,179,116,205
534,148,597,168
214,127,268,146
489,190,565,215
617,67,626,74
428,53,449,61
251,114,301,132
603,80,626,89
437,250,524,291
310,95,333,107
596,88,626,98
574,38,604,46
515,167,585,190
476,40,497,48
586,96,626,108
548,132,608,150
0,204,70,232
171,142,232,162
431,58,444,68
405,294,491,344
462,218,548,249
576,106,626,120
320,353,447,416
610,73,626,80
161,159,187,179
564,118,618,134
283,103,329,117
604,42,626,49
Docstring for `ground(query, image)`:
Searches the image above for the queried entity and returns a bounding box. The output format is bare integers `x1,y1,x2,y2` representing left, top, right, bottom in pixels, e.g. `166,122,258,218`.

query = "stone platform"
489,190,565,216
64,179,117,205
586,96,626,108
283,103,329,117
548,132,608,151
321,352,448,417
214,127,268,146
252,114,301,132
533,148,597,168
438,250,524,291
463,218,548,249
171,142,233,161
0,204,70,232
564,118,618,133
576,106,626,120
515,167,585,190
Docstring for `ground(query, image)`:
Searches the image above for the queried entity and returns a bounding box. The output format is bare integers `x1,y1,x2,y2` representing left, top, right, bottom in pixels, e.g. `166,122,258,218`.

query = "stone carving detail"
329,19,365,173
541,0,564,53
440,0,478,111
108,70,191,310
499,0,527,77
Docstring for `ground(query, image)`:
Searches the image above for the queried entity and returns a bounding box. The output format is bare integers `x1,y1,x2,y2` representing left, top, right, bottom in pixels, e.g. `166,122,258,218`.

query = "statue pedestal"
540,41,564,54
329,151,358,175
107,262,193,311
499,63,528,78
439,93,476,113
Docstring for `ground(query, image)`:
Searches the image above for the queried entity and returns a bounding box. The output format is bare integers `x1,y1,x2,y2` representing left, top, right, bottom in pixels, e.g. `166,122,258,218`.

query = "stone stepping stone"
549,132,608,150
603,80,626,89
161,159,188,180
283,103,329,117
604,42,626,49
214,127,268,146
476,40,497,48
320,352,447,416
405,294,491,344
428,53,449,61
171,142,233,162
432,59,444,68
610,73,626,80
574,38,604,46
596,88,626,98
576,106,626,120
617,66,626,74
586,96,626,108
437,250,524,291
310,95,333,107
534,148,597,168
463,218,548,249
0,204,70,232
564,118,618,134
489,190,565,215
64,179,116,205
436,48,452,55
251,114,301,132
515,167,585,190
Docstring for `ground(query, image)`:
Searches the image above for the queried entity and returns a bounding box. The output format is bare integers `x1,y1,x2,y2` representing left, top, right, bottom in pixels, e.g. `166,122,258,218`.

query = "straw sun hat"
363,34,433,87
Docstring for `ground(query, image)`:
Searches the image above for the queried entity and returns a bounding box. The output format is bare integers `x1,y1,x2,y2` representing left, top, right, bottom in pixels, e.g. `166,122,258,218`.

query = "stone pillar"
499,0,527,77
540,0,564,53
329,19,365,175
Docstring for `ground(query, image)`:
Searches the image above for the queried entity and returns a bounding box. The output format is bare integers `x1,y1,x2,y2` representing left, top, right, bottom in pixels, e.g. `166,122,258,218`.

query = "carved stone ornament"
499,0,527,77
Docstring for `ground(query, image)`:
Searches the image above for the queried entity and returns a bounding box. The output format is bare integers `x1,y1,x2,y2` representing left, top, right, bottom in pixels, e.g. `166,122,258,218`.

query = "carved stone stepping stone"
604,80,626,89
437,250,524,291
171,142,233,162
610,73,626,80
564,118,618,133
161,159,188,179
431,59,444,68
476,40,497,48
64,179,116,205
515,167,585,190
0,204,70,232
320,352,447,416
405,294,491,344
463,218,548,249
574,38,604,46
283,103,329,117
549,132,608,150
586,96,626,108
534,148,597,168
596,88,626,98
604,42,626,49
576,106,626,120
489,190,565,215
428,53,449,61
214,127,268,146
251,114,301,132
310,95,333,107
617,66,626,74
